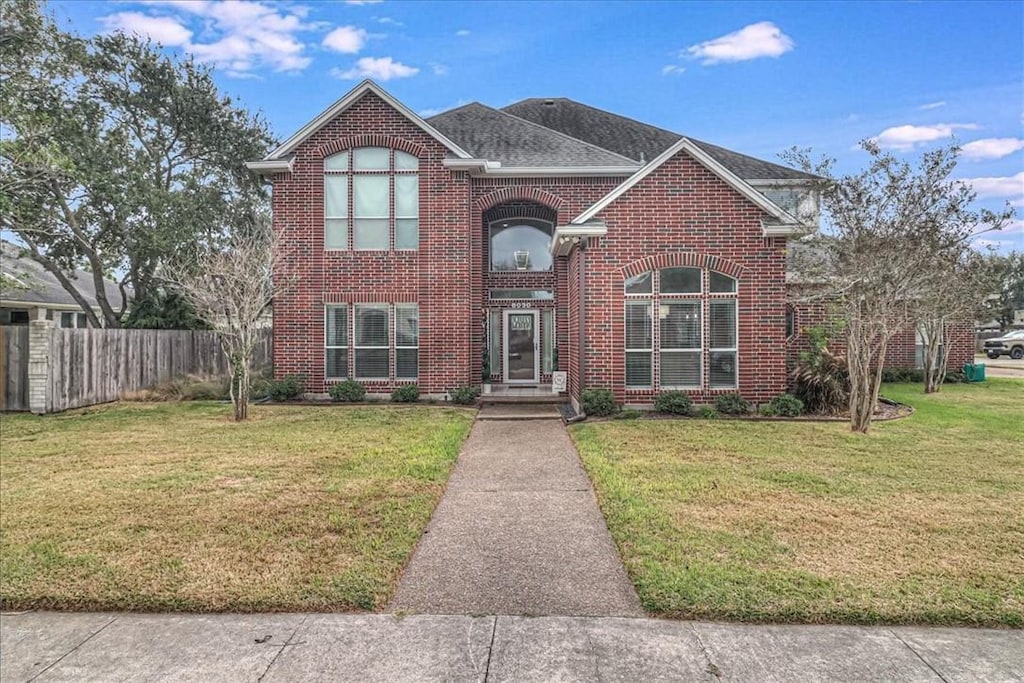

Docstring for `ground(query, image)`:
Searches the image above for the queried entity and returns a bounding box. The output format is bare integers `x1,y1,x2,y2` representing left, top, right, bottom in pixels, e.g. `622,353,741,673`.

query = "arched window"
624,268,738,390
489,218,554,271
324,148,419,251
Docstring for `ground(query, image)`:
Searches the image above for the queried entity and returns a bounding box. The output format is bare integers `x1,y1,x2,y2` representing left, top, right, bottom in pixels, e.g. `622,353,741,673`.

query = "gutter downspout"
578,238,587,398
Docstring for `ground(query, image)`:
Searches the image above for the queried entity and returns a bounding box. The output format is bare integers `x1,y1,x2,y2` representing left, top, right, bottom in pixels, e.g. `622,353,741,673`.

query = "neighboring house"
247,80,930,408
0,241,126,328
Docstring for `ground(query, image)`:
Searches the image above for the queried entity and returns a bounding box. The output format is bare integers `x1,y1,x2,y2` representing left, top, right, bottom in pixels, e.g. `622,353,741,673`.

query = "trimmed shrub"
614,408,642,420
880,367,966,384
581,388,618,417
714,393,751,415
391,384,420,403
697,405,718,419
653,391,693,415
329,379,366,402
266,374,305,402
448,386,480,405
764,393,804,417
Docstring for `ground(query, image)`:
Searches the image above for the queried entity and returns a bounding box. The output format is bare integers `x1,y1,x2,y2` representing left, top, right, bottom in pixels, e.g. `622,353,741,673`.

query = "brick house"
248,80,964,410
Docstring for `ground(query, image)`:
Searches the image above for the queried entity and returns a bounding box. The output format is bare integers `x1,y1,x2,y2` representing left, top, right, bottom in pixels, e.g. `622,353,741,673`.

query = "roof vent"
543,99,555,106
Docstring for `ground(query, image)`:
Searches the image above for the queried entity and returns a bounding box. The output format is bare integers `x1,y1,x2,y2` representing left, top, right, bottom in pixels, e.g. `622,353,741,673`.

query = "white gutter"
245,158,295,176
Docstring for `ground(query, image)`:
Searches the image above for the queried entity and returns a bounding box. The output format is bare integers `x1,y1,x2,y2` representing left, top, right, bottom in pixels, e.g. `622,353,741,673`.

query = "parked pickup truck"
984,329,1024,360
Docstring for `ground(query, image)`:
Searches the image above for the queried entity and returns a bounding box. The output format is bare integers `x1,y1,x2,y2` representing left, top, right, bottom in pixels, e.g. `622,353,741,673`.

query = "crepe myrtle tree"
783,141,1013,433
165,215,290,421
0,0,273,328
915,250,993,393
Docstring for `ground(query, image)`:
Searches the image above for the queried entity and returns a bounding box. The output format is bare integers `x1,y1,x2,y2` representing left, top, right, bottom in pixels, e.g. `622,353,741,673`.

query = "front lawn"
571,379,1024,625
0,402,474,612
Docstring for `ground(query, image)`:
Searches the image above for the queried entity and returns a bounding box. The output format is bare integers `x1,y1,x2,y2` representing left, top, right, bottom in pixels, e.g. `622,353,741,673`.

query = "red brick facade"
786,300,975,373
266,87,826,405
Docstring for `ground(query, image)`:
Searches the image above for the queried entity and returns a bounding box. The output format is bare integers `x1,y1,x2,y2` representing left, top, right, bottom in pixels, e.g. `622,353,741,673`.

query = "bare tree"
164,217,285,421
784,141,1013,433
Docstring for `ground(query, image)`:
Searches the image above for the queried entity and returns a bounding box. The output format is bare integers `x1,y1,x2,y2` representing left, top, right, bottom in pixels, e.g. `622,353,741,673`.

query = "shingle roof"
426,103,639,168
0,241,128,310
501,97,816,181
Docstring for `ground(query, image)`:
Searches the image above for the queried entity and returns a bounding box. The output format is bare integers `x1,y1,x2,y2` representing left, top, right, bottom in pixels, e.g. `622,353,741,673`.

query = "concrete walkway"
389,412,642,617
3,611,1022,682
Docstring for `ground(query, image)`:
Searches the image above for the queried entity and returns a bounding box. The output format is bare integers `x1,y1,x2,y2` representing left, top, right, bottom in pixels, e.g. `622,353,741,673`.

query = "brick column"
28,319,53,414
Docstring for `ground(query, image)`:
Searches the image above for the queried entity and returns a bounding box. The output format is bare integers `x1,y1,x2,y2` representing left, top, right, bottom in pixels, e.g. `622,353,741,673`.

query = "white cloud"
960,138,1024,161
376,17,403,26
105,1,321,76
661,64,685,75
686,21,794,65
919,101,946,110
455,29,471,37
872,123,980,150
430,62,449,76
322,25,367,53
345,0,383,4
332,56,418,81
960,172,1024,199
101,12,193,45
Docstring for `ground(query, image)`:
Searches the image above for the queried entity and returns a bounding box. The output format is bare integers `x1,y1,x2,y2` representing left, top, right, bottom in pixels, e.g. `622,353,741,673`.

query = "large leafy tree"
978,251,1024,332
0,0,274,327
785,141,1013,432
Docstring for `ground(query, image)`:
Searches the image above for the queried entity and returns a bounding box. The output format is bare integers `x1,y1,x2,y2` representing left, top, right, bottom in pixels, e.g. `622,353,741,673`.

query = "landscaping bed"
0,402,474,612
571,379,1024,625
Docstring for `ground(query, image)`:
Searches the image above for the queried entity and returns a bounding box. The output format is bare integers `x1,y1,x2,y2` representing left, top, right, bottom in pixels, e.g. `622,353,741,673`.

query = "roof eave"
442,158,637,177
245,157,295,176
762,221,809,237
550,221,608,256
263,80,473,162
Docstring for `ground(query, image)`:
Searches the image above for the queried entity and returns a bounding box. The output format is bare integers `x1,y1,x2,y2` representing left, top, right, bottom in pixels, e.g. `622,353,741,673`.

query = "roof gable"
573,137,802,232
264,80,472,161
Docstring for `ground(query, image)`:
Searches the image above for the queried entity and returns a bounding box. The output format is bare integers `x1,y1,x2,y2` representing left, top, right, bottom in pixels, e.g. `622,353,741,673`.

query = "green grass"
0,402,474,612
571,379,1024,625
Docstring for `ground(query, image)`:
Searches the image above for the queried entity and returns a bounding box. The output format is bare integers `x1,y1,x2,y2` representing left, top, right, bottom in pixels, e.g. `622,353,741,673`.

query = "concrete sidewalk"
3,611,1022,682
389,416,641,617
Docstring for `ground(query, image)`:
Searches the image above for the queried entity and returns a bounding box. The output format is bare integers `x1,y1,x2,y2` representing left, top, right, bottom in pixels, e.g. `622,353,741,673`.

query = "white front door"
503,310,539,384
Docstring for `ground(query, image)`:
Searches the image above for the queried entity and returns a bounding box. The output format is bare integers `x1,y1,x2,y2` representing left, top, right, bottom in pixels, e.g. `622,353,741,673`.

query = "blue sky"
49,0,1024,250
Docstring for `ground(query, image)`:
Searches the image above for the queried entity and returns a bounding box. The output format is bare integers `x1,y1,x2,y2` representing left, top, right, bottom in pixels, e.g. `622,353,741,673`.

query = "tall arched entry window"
483,201,559,384
489,218,554,271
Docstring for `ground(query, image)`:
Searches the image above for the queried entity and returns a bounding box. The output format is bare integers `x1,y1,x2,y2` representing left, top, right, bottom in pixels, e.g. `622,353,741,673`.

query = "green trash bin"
963,363,986,382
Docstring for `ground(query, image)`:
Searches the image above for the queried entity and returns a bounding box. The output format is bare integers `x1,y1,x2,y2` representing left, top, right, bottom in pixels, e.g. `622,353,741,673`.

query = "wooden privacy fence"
1,322,272,414
1,326,30,411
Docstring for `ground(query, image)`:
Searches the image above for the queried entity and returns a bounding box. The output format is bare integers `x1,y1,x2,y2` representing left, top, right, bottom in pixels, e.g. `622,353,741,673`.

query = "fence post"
28,320,54,415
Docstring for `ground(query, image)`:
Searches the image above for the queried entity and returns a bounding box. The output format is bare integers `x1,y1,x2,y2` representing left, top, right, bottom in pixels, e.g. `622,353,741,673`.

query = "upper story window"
489,218,554,272
324,147,419,251
624,267,738,391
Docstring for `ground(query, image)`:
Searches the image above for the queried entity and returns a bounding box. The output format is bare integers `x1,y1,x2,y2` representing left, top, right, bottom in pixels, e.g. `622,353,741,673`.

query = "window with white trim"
624,267,738,390
395,304,419,379
325,305,349,379
323,147,419,251
355,304,389,379
624,300,653,388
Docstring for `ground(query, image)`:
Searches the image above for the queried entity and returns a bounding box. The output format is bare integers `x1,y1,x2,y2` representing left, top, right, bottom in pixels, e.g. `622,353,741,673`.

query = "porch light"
514,250,530,270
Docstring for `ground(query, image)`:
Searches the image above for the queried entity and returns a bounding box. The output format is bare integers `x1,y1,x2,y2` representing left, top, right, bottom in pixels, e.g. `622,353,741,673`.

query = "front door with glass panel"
503,310,538,383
